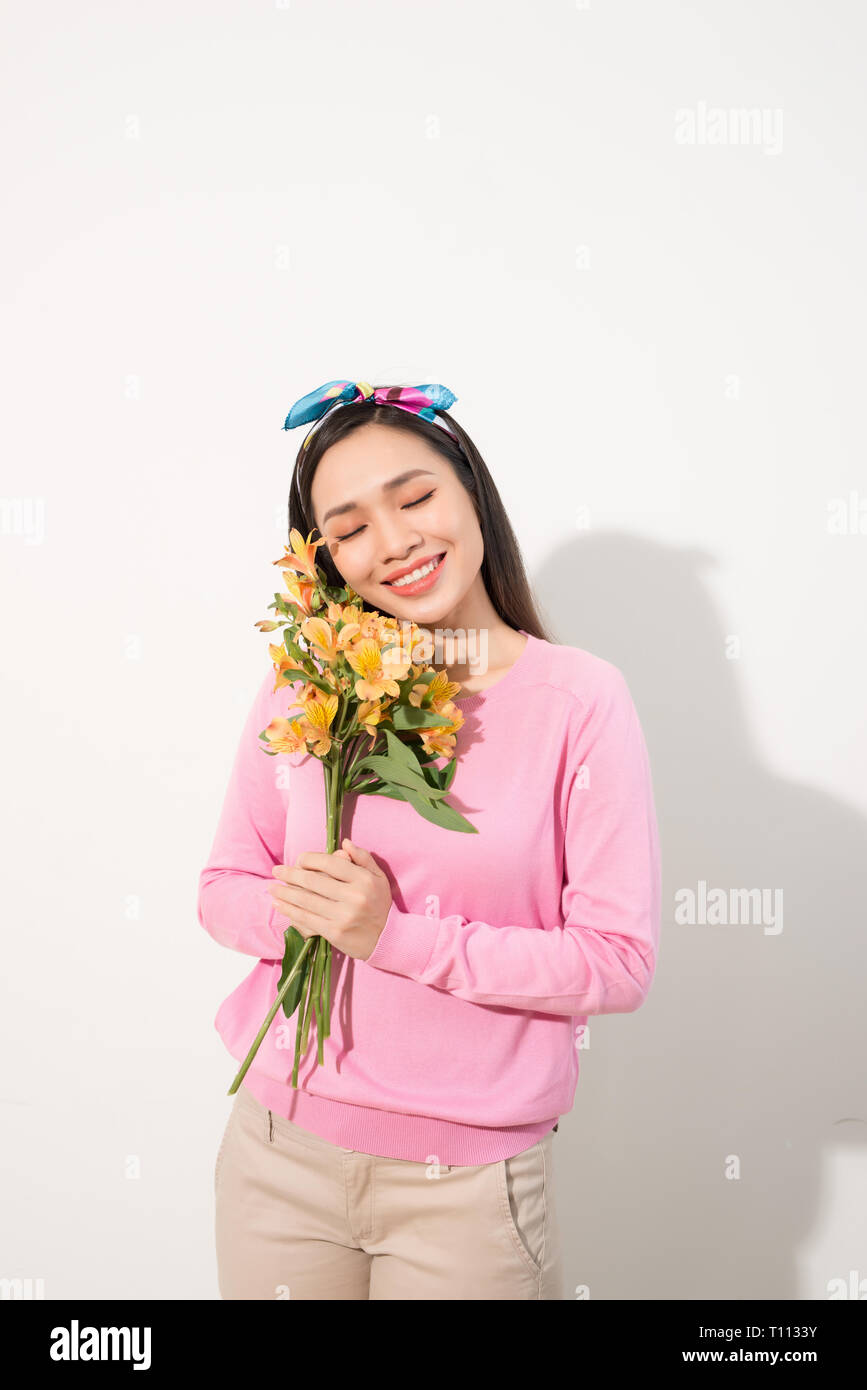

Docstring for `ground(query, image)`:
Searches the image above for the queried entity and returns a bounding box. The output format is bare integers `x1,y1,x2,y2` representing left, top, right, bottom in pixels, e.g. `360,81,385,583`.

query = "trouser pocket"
214,1095,242,1194
495,1137,550,1276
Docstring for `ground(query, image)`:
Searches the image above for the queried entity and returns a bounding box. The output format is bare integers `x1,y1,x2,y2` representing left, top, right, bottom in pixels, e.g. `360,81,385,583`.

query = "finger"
293,850,356,881
272,860,349,885
280,865,346,903
341,838,384,874
277,910,320,939
269,884,336,930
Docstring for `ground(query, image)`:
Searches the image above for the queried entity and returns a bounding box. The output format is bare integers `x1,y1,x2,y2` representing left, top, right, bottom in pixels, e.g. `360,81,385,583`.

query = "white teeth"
387,554,443,587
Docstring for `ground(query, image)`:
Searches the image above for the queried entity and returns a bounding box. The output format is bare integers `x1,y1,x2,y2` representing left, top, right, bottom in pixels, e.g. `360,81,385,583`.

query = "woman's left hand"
267,838,392,961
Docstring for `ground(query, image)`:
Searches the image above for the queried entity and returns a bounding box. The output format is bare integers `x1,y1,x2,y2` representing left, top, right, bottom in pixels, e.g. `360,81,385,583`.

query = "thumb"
341,837,382,873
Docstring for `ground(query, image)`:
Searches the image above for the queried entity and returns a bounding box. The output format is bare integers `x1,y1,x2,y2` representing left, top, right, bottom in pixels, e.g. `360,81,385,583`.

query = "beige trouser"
215,1083,564,1300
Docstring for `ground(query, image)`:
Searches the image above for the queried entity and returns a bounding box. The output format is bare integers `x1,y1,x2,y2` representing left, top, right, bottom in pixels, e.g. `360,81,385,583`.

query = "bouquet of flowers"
227,529,476,1093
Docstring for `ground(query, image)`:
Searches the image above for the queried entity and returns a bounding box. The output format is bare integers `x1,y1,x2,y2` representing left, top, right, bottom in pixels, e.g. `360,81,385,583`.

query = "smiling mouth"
382,552,447,588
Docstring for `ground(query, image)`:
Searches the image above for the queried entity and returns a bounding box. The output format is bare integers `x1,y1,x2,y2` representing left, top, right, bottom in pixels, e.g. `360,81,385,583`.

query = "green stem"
294,949,317,1084
341,731,365,782
232,699,348,1094
312,938,326,1064
321,940,332,1040
227,935,316,1094
291,964,307,1088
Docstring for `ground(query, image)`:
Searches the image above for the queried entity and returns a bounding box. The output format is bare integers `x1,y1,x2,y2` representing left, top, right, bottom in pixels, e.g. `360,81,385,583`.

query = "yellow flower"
300,616,342,665
355,698,386,748
408,669,462,708
344,638,412,702
273,529,326,583
301,692,340,756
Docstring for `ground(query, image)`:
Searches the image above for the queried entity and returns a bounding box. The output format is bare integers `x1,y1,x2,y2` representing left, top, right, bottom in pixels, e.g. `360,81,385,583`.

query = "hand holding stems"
267,838,393,963
227,715,393,1094
228,704,371,1092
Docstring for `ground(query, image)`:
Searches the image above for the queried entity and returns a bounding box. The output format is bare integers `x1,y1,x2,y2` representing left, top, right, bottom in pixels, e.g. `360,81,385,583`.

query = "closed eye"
335,490,435,542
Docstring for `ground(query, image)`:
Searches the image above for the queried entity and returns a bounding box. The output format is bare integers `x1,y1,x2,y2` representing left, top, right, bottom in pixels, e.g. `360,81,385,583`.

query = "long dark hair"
286,392,555,642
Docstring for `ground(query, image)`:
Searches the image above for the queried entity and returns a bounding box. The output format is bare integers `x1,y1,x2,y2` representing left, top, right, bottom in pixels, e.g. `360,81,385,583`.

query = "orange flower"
299,616,339,665
325,599,360,626
285,680,328,710
323,601,364,650
262,716,310,755
284,575,317,617
418,700,464,760
269,643,304,690
273,529,327,583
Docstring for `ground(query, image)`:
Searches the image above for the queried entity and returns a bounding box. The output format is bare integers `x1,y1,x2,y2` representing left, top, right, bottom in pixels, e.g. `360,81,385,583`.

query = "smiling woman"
201,379,661,1301
288,387,553,687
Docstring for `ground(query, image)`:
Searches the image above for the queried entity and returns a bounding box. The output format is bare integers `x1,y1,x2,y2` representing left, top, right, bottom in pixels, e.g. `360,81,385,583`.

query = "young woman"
199,380,661,1301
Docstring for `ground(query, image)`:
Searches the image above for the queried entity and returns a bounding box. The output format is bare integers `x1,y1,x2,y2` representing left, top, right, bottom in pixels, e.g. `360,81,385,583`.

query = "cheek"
327,540,374,588
425,502,460,542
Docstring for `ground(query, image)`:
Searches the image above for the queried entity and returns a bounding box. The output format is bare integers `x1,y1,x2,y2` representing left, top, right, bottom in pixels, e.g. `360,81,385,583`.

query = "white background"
1,0,865,1300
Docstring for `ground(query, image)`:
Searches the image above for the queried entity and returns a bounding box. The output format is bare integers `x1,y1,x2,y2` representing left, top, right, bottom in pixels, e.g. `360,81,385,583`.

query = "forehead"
311,426,447,523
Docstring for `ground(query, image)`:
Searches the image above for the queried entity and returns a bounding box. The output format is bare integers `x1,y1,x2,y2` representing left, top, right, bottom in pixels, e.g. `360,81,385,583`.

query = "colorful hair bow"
283,380,458,449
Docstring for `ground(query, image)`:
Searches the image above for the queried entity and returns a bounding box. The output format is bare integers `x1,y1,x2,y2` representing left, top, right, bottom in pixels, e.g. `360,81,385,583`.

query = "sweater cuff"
266,900,289,959
365,902,441,978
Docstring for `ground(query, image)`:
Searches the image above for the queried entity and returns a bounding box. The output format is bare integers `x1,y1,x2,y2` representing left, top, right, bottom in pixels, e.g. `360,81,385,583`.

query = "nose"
378,520,426,569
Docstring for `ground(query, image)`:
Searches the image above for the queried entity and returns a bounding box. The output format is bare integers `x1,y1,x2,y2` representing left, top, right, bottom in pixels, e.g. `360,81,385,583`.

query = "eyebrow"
321,469,436,526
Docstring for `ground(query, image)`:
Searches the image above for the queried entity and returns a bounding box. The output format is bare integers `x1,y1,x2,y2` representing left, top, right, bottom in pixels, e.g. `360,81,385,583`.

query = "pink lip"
382,551,446,596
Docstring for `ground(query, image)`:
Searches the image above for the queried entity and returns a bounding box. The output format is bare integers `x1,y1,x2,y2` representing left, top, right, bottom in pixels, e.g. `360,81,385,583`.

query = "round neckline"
450,629,534,713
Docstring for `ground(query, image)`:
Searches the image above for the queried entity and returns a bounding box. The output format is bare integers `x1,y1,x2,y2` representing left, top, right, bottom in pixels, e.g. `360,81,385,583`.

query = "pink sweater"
197,630,661,1165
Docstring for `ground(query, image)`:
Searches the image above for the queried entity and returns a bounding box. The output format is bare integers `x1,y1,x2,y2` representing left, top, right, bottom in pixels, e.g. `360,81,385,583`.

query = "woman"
199,380,661,1301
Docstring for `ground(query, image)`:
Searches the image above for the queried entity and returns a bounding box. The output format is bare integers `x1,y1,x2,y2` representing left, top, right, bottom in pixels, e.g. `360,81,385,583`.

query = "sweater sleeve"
196,668,290,961
363,666,661,1017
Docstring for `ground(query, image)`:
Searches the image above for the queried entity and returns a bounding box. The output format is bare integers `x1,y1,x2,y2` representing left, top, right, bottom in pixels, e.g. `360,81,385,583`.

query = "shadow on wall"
534,530,867,1301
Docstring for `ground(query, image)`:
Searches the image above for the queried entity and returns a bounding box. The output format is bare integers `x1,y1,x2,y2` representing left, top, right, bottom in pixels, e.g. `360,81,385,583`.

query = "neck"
412,575,518,684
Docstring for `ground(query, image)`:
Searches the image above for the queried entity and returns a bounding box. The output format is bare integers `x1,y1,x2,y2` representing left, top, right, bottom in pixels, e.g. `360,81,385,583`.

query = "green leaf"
279,926,311,1018
282,632,309,665
389,704,458,731
439,756,457,790
418,753,457,791
401,784,478,832
350,754,450,798
382,727,428,777
353,770,476,831
277,665,334,695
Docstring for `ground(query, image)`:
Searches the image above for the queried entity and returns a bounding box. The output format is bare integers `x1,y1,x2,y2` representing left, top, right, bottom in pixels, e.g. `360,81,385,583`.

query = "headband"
282,380,459,450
